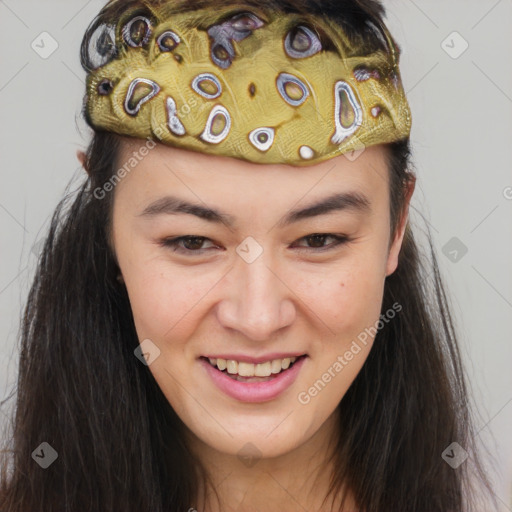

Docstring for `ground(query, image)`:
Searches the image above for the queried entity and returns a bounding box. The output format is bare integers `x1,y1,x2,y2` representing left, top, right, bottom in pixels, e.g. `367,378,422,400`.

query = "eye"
159,233,349,256
159,236,218,255
292,234,349,251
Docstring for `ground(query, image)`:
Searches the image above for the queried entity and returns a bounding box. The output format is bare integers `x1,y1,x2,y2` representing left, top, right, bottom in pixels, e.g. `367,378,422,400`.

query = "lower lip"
199,356,307,403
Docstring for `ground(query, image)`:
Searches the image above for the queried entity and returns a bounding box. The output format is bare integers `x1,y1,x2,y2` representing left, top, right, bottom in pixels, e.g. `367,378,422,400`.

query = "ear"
385,176,416,277
76,149,89,175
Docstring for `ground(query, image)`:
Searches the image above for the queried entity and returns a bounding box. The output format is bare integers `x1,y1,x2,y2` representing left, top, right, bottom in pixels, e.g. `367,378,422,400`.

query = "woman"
0,0,497,510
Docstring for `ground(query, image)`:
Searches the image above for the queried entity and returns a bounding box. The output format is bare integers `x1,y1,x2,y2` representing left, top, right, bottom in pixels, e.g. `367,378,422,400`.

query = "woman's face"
111,138,412,460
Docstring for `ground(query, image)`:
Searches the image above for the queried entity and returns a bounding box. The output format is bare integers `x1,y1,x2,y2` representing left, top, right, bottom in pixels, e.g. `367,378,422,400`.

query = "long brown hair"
0,0,497,510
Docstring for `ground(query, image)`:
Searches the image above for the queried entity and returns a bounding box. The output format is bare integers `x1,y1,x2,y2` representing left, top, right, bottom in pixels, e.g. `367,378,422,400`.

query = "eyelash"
159,233,350,255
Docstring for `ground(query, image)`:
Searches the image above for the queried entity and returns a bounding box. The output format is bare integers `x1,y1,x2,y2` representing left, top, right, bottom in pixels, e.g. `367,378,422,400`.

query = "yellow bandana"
83,2,411,166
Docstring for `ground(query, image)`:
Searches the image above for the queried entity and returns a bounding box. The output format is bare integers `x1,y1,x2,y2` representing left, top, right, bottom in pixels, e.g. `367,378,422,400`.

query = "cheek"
125,262,215,346
114,231,210,347
290,256,387,342
339,264,385,329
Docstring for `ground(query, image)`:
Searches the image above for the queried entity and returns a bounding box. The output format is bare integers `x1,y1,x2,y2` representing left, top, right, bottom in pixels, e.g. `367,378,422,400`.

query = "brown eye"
284,25,322,58
293,234,349,252
123,15,152,47
182,237,206,250
160,236,217,255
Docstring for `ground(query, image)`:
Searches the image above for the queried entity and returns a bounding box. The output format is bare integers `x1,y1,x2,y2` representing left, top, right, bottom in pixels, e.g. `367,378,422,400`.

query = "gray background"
0,0,511,508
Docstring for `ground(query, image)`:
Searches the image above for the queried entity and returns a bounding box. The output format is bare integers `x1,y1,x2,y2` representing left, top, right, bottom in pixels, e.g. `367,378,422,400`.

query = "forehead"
114,138,390,212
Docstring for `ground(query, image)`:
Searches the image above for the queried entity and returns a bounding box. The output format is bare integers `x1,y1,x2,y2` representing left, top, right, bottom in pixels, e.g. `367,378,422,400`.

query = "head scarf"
83,1,411,166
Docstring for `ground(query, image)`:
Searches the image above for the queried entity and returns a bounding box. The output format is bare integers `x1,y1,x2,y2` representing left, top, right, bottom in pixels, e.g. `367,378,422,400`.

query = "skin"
102,137,414,511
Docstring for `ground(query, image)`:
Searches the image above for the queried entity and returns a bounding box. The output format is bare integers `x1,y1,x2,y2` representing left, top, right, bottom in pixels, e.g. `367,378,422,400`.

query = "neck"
186,412,356,512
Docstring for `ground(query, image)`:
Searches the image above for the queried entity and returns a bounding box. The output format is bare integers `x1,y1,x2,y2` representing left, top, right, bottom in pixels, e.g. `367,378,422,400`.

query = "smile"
205,356,299,380
199,355,307,402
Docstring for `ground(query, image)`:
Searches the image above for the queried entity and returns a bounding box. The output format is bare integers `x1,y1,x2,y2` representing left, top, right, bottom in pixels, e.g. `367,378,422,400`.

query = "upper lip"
201,353,307,364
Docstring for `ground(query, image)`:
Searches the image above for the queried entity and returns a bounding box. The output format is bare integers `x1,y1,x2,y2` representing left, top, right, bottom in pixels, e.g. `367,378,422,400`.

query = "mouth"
200,355,307,383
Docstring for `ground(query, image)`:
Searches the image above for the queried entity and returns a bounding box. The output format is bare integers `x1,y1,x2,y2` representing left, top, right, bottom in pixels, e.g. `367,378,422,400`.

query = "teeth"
255,361,271,377
271,359,282,374
238,362,254,377
207,356,298,376
227,359,237,374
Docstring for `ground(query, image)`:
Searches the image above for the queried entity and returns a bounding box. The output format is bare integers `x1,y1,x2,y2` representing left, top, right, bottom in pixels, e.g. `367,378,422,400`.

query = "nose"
215,252,296,341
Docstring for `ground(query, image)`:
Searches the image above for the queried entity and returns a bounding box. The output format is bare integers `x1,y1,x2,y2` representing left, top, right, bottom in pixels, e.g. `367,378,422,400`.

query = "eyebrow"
137,191,371,229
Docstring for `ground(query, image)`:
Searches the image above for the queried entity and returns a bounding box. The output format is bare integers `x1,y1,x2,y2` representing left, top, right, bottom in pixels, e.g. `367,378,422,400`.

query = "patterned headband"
82,1,412,166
